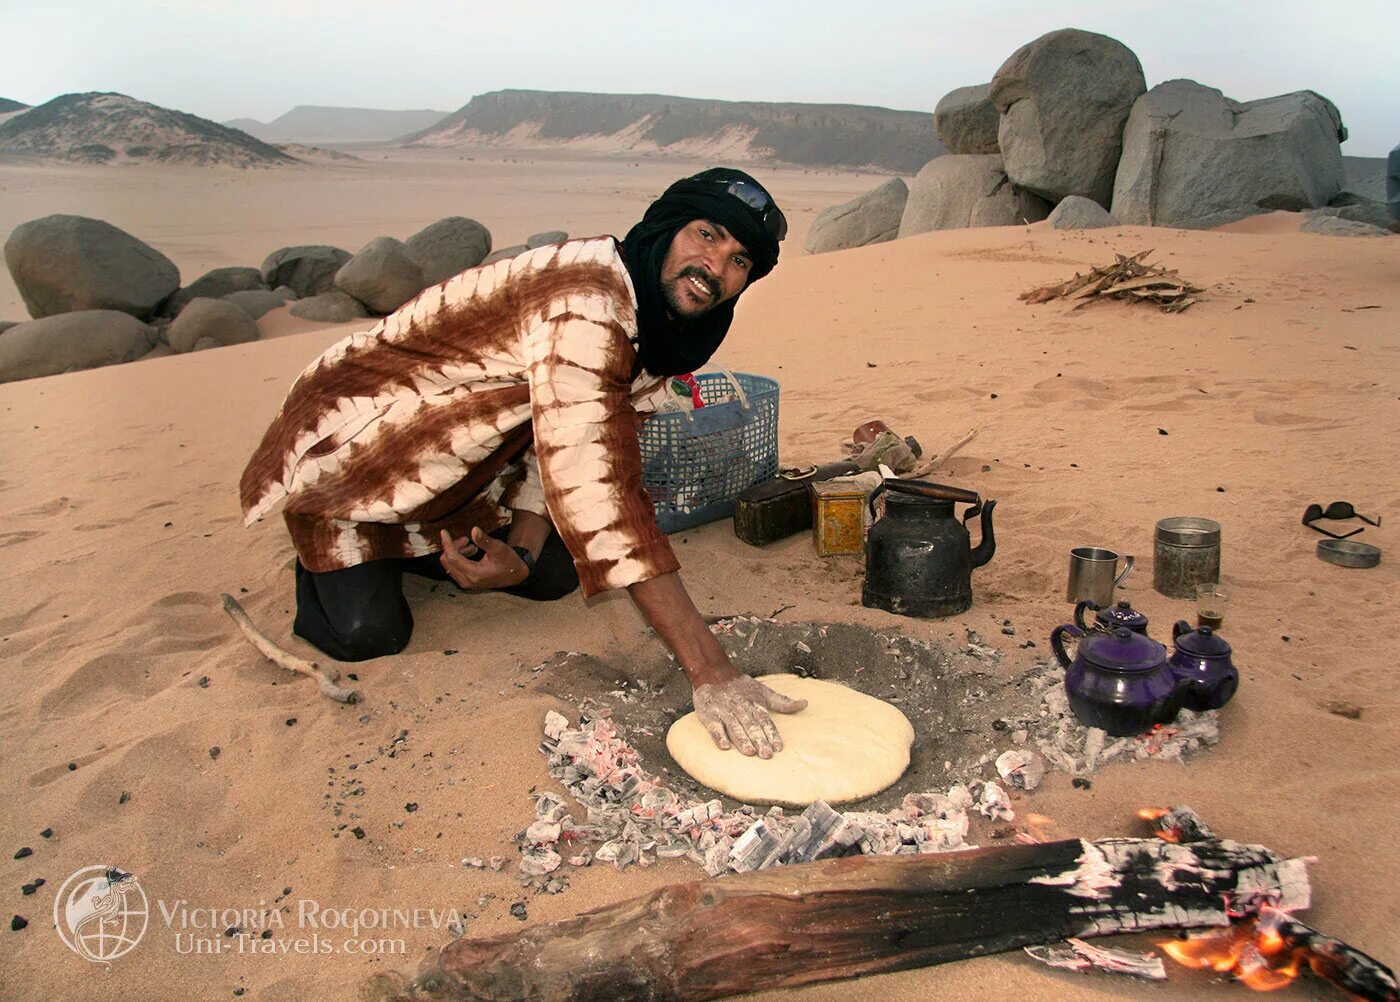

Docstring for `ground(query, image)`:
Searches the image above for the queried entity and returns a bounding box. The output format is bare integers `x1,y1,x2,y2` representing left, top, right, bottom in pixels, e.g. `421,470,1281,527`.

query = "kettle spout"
970,498,997,569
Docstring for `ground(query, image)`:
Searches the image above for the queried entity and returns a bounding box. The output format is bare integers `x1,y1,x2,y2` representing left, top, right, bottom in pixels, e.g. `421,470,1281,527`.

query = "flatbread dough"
665,674,915,806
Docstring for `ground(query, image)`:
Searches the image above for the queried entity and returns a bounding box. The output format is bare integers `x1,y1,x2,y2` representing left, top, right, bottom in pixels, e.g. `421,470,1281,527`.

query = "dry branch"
367,833,1309,1002
1021,250,1202,313
905,425,979,480
220,593,360,703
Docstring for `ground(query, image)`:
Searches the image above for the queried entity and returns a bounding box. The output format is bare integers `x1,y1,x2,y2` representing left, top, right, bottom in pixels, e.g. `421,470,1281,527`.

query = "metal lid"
1081,627,1169,673
1156,517,1222,547
1097,601,1149,631
1316,539,1381,568
1174,625,1232,658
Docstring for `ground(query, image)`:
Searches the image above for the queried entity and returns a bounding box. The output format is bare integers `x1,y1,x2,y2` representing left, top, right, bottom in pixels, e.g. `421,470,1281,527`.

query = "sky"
3,0,1397,156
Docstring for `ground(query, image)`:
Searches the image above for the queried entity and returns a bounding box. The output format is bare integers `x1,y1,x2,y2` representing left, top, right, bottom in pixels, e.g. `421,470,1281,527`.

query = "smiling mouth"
680,268,719,301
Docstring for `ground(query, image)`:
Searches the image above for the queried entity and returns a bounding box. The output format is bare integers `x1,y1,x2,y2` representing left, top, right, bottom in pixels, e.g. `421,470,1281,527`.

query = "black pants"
292,527,579,662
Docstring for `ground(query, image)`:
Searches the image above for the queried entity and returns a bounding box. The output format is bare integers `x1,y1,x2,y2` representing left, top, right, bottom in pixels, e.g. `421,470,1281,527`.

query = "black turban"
621,168,783,378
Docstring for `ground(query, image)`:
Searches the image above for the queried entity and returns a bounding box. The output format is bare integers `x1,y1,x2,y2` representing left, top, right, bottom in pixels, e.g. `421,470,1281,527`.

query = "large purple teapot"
1050,624,1184,736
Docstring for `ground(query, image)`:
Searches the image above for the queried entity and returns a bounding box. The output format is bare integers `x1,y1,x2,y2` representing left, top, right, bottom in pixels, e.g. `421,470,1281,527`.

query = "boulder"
1111,80,1347,229
223,287,293,320
1047,195,1117,229
526,230,568,249
804,178,909,254
334,236,424,314
289,291,370,323
260,245,351,298
166,297,260,353
405,217,492,287
900,155,1051,236
990,28,1146,206
934,84,999,155
0,321,19,335
482,244,529,265
1313,198,1395,232
166,266,266,316
4,214,180,320
0,310,157,383
1299,214,1389,237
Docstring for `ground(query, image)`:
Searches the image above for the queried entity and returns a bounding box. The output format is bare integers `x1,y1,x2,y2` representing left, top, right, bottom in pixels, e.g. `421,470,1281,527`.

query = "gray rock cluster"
807,27,1380,254
2,209,541,382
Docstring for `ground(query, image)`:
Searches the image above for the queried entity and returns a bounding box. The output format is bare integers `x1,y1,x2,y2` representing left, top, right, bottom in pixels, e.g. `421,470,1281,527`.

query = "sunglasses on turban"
708,177,789,242
1302,500,1381,540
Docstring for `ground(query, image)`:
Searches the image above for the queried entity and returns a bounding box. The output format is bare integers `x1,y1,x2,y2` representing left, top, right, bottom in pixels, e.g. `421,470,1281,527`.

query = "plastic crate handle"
685,368,750,422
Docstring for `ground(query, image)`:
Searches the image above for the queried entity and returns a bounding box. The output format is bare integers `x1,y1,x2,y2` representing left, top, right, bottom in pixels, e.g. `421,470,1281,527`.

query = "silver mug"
1066,547,1135,607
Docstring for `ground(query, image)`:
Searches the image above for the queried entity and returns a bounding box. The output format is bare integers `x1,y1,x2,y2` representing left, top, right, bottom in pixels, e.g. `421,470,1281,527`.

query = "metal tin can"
811,480,870,556
1153,517,1221,599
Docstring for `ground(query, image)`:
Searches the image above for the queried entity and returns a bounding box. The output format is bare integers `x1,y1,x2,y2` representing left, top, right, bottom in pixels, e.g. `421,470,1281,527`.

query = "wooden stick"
1256,906,1398,1002
220,593,361,703
905,425,979,480
366,834,1310,1002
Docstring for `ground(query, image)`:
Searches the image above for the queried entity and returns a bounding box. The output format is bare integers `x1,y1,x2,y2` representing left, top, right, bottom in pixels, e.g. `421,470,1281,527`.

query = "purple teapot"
1074,599,1150,635
1050,624,1184,736
1169,621,1239,711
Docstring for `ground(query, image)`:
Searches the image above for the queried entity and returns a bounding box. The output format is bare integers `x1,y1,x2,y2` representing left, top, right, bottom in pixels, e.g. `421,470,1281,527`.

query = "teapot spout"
970,498,997,569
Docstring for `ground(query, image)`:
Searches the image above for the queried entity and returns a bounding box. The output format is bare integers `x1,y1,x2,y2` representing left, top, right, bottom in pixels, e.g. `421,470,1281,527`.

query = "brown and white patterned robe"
240,237,680,597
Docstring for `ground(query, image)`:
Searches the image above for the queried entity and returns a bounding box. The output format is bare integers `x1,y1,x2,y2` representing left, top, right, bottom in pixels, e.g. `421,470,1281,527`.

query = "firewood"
220,593,361,703
366,832,1309,1001
1021,250,1200,312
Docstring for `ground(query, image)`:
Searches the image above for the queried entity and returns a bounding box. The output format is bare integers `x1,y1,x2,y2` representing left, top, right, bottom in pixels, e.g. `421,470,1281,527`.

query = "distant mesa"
400,90,944,174
0,92,297,167
225,106,450,144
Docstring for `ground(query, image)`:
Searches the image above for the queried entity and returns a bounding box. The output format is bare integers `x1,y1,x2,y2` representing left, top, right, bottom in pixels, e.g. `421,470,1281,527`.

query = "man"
1388,142,1399,223
240,168,804,758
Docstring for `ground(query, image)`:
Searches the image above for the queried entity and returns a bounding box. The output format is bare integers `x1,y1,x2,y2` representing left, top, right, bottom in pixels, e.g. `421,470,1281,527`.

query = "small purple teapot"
1074,599,1150,635
1169,622,1239,711
1051,624,1184,736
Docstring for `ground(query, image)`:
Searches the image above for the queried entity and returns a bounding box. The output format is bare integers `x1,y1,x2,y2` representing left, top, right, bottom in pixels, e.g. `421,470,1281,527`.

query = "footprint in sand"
14,496,78,518
0,529,43,547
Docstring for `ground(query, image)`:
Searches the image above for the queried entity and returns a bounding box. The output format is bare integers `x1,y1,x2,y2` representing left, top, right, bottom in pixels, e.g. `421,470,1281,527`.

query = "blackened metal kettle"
861,479,996,618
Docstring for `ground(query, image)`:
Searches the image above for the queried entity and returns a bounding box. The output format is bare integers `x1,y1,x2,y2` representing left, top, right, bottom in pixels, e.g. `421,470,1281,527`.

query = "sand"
1,151,1398,1001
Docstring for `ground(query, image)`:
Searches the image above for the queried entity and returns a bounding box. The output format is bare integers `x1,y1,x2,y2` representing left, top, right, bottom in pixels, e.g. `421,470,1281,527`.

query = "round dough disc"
665,674,915,806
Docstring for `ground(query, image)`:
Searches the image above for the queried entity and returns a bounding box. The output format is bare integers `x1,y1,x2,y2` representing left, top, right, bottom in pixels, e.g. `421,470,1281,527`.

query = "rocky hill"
0,93,297,167
226,106,450,144
401,90,943,173
0,98,28,115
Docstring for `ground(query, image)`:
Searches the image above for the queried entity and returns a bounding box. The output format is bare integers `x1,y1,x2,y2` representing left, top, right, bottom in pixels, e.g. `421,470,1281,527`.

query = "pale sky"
4,0,1397,156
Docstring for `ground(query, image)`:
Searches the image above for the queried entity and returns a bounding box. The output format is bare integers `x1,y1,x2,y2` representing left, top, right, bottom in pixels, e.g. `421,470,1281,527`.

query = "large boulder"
4,214,180,320
334,237,424,314
167,297,259,353
1299,215,1389,237
934,84,1000,155
805,178,909,254
260,245,351,298
1047,195,1117,229
900,155,1052,236
166,266,266,317
990,29,1146,206
0,310,157,383
1312,198,1394,232
0,321,19,335
1111,80,1347,229
526,230,568,248
289,291,370,323
405,217,492,287
482,244,529,265
223,287,293,320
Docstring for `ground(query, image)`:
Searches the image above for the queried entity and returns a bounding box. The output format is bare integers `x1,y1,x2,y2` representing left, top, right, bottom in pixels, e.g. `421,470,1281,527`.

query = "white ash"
528,707,1008,881
1024,938,1167,980
996,750,1046,792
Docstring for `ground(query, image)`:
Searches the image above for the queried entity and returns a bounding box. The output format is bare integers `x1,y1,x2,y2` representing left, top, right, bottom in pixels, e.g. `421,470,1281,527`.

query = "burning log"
367,832,1309,1002
1020,250,1202,313
1161,906,1397,1002
1139,804,1216,843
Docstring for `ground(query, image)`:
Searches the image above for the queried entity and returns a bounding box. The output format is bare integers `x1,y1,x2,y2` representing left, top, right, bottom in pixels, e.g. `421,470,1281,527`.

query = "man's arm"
629,571,806,758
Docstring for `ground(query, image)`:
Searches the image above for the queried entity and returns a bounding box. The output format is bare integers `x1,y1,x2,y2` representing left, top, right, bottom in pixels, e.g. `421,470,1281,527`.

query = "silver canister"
1153,517,1221,599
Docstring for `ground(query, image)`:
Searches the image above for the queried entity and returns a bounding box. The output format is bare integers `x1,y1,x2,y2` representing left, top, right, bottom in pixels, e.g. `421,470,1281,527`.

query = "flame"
1138,806,1169,822
1158,914,1305,993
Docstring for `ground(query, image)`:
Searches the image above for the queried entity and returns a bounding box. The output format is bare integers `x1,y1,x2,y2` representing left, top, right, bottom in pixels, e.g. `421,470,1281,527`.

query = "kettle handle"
867,477,981,519
1050,623,1085,669
1173,619,1192,640
1074,600,1100,631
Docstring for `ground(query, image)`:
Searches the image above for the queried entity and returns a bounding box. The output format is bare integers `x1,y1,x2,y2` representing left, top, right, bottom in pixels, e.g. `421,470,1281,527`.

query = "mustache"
676,265,720,298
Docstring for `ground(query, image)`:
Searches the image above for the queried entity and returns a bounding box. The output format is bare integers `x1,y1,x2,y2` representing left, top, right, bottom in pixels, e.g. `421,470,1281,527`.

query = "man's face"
658,218,753,319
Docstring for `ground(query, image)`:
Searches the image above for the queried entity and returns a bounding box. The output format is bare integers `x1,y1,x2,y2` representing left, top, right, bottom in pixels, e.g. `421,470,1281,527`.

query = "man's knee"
335,616,412,661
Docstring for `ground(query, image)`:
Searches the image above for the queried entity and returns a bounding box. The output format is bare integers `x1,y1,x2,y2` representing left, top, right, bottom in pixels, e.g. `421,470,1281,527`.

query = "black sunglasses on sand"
710,178,788,242
1302,500,1381,540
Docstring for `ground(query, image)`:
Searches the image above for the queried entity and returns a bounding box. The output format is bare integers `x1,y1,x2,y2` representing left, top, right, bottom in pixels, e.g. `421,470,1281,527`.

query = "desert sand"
1,150,1397,1001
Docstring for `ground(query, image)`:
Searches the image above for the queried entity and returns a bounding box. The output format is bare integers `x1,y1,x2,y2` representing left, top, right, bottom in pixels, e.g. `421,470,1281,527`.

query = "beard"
661,266,721,318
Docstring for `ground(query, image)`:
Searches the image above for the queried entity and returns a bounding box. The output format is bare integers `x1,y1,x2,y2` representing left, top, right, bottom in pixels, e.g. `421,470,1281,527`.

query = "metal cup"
1067,547,1135,607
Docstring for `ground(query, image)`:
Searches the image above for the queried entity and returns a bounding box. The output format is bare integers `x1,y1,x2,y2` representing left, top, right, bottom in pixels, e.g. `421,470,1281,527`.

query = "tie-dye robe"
239,237,680,597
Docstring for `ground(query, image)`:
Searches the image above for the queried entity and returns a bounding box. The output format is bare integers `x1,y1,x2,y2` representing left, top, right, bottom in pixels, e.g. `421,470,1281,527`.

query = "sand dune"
1,156,1397,1000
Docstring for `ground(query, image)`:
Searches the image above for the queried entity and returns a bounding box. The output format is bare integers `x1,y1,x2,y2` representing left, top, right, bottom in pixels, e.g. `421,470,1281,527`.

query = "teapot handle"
1172,619,1192,640
1050,624,1085,669
1074,600,1100,631
867,477,981,520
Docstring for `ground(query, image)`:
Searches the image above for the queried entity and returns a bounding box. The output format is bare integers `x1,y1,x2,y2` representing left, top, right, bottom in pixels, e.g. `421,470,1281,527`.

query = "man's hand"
693,675,807,759
438,528,528,590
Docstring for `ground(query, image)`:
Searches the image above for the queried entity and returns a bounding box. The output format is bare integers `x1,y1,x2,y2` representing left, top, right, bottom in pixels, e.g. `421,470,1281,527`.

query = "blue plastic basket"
639,370,780,534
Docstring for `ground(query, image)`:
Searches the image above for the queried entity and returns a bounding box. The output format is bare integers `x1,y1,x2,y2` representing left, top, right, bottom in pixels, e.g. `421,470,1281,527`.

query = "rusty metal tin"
812,480,870,556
